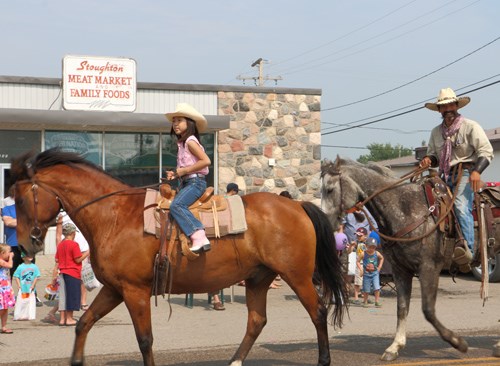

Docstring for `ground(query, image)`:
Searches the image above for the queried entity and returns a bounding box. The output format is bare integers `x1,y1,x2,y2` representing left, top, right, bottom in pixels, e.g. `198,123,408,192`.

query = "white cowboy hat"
165,103,208,133
424,88,470,111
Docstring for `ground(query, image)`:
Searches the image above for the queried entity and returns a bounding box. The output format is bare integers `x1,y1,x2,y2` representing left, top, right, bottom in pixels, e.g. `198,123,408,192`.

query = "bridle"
15,179,65,247
325,164,457,243
17,162,162,247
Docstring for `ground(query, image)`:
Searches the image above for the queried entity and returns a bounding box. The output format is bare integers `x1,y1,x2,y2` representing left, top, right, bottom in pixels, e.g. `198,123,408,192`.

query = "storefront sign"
63,55,137,112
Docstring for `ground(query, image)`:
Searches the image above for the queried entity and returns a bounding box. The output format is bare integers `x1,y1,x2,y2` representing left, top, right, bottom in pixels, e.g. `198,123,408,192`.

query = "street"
0,254,499,365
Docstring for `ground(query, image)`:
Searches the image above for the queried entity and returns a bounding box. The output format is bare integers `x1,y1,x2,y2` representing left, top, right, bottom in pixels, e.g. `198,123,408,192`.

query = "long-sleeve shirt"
426,118,493,166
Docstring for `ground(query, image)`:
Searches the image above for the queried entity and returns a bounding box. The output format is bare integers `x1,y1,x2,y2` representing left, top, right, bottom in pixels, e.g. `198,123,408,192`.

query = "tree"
357,143,413,163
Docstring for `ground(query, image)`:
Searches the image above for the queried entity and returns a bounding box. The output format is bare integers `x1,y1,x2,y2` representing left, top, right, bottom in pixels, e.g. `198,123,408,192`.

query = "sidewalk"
1,254,499,364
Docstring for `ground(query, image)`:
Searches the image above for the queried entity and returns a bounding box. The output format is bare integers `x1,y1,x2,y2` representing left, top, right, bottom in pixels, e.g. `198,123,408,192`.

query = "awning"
0,108,230,133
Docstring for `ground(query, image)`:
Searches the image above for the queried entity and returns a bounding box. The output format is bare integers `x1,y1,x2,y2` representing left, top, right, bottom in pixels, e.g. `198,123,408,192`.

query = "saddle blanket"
143,189,247,238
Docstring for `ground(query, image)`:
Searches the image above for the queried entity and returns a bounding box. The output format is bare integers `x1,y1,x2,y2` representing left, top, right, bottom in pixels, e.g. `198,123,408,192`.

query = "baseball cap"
366,237,378,247
369,230,380,244
226,183,240,193
355,227,368,236
62,223,78,236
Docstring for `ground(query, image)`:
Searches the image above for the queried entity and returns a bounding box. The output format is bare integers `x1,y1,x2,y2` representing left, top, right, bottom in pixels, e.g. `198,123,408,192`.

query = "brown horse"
11,149,348,366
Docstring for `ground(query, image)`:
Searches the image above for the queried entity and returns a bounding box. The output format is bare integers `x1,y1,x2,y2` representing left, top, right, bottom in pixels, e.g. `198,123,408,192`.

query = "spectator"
350,227,368,305
358,237,384,308
55,223,89,326
13,253,41,315
2,186,22,279
56,212,90,311
341,209,378,245
279,190,292,199
0,243,16,333
226,183,241,196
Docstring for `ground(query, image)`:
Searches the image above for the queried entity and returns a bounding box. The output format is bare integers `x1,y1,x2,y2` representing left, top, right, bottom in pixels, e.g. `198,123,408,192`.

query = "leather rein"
334,165,461,243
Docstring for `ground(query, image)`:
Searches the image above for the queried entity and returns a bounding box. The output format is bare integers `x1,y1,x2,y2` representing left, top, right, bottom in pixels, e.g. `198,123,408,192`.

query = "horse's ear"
333,155,341,170
9,150,36,184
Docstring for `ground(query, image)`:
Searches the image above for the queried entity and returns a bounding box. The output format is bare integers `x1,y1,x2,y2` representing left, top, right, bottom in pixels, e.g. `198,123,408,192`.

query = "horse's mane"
321,157,397,179
10,148,107,184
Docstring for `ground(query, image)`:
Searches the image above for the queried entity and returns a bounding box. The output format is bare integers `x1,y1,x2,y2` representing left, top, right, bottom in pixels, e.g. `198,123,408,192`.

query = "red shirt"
55,239,82,279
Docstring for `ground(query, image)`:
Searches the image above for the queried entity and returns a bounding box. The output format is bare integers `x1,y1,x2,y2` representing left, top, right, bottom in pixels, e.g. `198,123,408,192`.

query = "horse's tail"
301,201,349,328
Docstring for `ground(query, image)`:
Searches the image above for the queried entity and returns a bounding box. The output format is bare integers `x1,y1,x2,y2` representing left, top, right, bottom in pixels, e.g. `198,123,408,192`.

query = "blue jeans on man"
447,169,474,252
169,177,206,237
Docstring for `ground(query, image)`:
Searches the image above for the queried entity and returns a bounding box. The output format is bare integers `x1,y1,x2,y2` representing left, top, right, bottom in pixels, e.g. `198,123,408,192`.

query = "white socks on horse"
190,229,211,252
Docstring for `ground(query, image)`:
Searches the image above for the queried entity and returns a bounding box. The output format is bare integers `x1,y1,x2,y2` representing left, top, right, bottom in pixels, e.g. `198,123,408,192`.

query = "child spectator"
0,243,16,333
351,227,368,305
358,237,384,308
13,253,41,312
55,223,89,326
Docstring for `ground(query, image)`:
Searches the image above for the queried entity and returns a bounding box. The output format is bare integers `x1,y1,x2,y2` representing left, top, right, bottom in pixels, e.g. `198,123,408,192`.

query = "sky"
1,0,499,161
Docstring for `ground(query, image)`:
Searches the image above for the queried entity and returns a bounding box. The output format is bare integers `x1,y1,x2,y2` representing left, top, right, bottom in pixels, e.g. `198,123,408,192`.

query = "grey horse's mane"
321,157,398,179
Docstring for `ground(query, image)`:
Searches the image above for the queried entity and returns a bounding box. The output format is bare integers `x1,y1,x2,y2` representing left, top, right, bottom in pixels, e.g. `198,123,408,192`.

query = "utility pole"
237,58,283,86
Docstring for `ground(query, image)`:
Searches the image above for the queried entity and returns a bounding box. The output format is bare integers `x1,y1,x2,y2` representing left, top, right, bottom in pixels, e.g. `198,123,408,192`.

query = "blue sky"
1,0,498,160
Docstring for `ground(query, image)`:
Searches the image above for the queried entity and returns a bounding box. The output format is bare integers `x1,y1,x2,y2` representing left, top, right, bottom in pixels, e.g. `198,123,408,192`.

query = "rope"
354,165,463,243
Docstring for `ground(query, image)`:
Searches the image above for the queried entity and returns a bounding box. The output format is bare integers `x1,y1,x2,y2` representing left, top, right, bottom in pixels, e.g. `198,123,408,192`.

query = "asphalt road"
1,254,499,365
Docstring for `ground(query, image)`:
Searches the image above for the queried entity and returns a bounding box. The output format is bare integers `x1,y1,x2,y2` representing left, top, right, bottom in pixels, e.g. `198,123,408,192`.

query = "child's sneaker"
350,299,361,306
367,299,374,304
362,302,369,308
375,302,382,308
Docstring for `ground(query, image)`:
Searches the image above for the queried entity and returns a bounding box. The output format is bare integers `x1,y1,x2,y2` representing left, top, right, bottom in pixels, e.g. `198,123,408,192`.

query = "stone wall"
217,90,321,203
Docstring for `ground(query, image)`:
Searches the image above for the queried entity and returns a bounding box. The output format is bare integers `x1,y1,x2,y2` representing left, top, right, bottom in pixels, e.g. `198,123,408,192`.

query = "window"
45,131,102,166
0,131,41,164
105,133,160,186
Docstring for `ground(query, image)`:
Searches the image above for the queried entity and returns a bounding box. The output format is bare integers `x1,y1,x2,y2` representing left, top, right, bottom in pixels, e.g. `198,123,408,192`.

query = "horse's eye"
327,188,334,194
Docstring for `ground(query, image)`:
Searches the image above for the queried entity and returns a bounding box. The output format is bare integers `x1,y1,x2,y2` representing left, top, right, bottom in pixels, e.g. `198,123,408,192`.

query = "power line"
267,0,419,69
321,122,431,134
275,0,480,77
321,35,500,111
321,144,416,151
321,73,500,132
321,79,500,136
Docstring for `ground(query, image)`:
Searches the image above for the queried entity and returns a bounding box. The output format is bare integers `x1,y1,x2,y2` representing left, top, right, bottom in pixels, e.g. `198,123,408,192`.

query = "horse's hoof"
456,338,468,353
381,351,398,361
493,344,500,357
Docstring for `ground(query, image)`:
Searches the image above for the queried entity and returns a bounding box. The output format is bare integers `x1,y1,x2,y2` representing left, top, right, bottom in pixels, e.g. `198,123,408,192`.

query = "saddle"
420,177,499,271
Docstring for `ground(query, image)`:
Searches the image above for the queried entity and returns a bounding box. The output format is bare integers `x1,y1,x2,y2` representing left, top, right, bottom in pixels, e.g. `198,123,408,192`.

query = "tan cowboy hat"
424,87,470,111
165,103,208,133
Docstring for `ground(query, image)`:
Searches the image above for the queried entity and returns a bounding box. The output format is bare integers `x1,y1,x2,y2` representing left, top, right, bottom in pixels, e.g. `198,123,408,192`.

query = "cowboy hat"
165,103,208,133
424,88,470,111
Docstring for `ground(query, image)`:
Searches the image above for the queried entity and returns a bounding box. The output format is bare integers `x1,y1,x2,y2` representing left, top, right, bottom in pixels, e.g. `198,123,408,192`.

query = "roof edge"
0,75,322,95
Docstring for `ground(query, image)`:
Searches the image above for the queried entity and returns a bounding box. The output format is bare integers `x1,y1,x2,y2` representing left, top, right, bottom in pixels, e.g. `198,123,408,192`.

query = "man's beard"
441,111,459,126
353,211,366,223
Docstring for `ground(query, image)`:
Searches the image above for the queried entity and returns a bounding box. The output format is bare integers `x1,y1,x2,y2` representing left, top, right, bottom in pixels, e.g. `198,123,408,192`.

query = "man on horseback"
420,88,493,271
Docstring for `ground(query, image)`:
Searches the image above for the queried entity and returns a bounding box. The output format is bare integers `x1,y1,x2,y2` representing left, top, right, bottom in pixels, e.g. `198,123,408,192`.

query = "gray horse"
321,157,500,361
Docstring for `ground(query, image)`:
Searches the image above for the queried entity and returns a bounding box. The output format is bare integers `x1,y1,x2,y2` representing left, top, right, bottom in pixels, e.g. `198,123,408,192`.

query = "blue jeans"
169,177,206,237
362,271,380,293
447,170,474,251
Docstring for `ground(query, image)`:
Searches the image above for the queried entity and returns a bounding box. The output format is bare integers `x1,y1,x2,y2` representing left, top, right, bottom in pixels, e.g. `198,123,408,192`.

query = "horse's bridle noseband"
22,180,65,247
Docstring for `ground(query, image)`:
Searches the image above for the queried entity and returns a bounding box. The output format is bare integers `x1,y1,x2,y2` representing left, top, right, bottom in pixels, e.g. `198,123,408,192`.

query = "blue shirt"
13,263,41,293
2,204,17,247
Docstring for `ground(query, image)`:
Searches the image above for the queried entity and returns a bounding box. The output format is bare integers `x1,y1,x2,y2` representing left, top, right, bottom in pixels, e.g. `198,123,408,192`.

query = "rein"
19,175,162,245
337,165,462,243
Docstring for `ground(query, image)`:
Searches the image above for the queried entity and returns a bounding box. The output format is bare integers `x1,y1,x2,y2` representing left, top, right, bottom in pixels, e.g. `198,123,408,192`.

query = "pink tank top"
177,135,209,175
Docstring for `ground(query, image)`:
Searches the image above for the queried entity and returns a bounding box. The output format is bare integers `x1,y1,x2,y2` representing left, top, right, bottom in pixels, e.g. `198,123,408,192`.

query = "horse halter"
17,165,65,247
